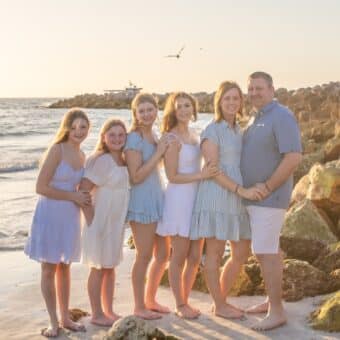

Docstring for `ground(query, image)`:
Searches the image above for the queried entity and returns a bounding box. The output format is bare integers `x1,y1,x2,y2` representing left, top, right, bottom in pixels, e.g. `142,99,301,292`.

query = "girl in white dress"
79,118,129,327
156,92,219,319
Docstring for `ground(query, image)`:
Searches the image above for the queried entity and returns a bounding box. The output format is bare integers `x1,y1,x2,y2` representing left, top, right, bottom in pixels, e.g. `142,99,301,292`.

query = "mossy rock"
105,315,181,340
291,174,310,205
68,308,89,322
282,259,336,301
229,262,264,296
294,150,325,183
281,199,337,244
307,162,340,203
160,265,209,293
324,137,340,162
126,235,135,249
280,236,326,263
313,242,340,273
307,160,340,229
310,291,340,332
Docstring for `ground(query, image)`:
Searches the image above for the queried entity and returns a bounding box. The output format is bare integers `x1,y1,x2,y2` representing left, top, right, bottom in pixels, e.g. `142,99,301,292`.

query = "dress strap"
166,132,182,144
59,143,64,159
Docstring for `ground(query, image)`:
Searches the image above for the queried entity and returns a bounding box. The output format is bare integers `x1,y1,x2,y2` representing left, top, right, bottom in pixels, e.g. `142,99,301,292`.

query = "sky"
0,0,340,97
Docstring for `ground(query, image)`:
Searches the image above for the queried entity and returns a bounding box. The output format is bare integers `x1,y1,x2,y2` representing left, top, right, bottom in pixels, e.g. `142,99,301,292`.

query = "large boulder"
282,259,338,301
280,236,326,263
307,161,340,229
307,162,340,203
309,120,335,143
313,242,340,273
324,137,340,162
309,291,340,332
291,174,310,206
301,137,320,153
229,261,264,296
294,150,325,183
335,120,340,138
104,315,181,340
281,199,337,244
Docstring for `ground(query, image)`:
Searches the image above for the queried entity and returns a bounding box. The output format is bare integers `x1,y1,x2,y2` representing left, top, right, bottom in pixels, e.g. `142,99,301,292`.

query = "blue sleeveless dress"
25,146,84,264
124,131,164,224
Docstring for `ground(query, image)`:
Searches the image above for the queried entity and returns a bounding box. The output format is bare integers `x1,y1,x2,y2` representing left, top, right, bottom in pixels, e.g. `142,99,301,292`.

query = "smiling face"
68,118,89,145
135,101,157,127
220,88,242,122
174,97,194,125
103,125,127,152
248,77,275,110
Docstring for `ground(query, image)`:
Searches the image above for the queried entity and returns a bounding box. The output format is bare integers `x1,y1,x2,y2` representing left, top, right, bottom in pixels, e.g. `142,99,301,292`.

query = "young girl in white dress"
24,108,90,337
156,92,219,319
79,118,129,327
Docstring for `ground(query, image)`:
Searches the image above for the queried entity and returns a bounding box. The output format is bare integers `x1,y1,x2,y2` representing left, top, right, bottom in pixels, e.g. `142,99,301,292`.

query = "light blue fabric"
24,160,83,264
124,132,164,224
190,120,251,241
240,100,302,209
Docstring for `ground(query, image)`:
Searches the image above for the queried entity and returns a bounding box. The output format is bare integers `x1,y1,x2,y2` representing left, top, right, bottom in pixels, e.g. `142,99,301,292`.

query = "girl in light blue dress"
190,81,263,320
24,108,90,337
124,93,171,320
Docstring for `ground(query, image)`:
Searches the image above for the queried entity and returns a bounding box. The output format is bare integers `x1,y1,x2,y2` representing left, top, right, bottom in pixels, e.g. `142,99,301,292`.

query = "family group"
24,71,302,337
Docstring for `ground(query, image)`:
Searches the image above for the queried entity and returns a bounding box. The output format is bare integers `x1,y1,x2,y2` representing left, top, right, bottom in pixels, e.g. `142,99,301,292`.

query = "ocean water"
0,98,213,251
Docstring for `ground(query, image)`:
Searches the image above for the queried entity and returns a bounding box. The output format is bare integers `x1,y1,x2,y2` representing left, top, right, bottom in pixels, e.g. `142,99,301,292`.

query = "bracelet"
264,182,272,192
234,184,239,194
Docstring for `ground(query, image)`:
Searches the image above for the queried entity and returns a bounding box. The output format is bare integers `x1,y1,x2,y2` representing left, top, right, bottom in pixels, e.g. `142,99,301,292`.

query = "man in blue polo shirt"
241,72,302,331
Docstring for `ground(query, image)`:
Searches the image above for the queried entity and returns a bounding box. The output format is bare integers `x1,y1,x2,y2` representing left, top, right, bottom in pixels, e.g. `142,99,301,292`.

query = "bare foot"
145,301,170,314
61,318,86,332
214,303,244,319
251,312,287,331
175,304,200,319
134,308,162,320
105,311,122,323
41,326,59,338
91,314,114,327
212,302,243,313
188,303,201,316
246,301,269,314
226,301,244,312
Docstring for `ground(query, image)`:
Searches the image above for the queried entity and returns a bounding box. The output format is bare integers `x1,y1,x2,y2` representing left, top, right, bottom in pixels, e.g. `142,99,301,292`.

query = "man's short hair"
249,71,273,87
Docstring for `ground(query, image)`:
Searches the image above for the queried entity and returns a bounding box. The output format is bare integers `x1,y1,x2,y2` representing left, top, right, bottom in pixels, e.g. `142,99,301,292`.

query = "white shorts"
246,205,286,254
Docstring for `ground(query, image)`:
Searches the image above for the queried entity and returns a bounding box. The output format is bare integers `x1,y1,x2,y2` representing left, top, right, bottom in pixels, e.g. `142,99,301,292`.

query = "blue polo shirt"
240,100,302,209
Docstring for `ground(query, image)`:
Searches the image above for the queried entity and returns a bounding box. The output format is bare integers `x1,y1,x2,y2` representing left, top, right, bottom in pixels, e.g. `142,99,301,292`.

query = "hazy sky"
1,0,340,97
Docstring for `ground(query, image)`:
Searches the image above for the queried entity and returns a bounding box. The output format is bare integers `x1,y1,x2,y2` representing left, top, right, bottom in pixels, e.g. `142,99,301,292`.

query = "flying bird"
164,45,185,59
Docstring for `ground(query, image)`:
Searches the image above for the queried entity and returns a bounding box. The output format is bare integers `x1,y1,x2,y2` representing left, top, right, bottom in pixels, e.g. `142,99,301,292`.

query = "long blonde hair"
130,93,158,132
161,92,197,133
95,118,127,154
40,108,90,166
214,81,243,122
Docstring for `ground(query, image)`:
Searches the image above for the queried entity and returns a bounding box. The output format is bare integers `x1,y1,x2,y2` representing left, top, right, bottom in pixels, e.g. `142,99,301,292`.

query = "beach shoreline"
0,249,337,340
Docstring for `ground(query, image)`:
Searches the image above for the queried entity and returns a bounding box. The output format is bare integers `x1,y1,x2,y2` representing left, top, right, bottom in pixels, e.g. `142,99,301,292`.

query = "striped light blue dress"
124,131,164,224
190,120,251,241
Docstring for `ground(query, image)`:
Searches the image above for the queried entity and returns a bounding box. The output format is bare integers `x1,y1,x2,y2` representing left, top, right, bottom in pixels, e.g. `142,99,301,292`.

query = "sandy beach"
0,249,337,340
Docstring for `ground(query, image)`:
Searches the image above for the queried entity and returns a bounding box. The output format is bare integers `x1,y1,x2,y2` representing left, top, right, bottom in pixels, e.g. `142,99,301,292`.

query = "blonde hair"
40,108,90,166
130,93,158,132
95,118,127,154
161,92,197,133
214,81,243,122
53,108,90,144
